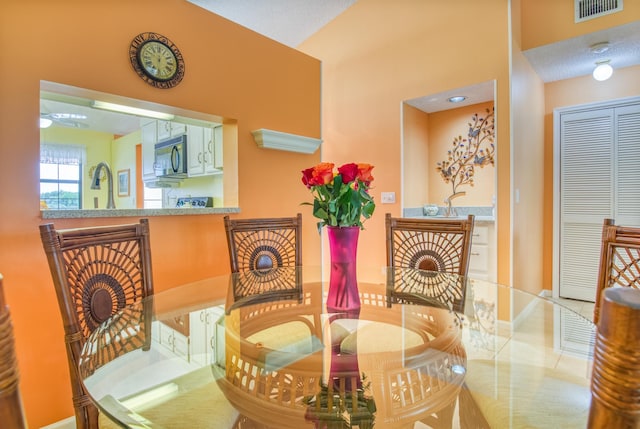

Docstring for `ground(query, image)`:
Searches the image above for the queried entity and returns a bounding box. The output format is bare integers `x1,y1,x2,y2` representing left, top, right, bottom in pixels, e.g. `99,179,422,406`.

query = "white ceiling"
187,0,358,48
42,3,640,133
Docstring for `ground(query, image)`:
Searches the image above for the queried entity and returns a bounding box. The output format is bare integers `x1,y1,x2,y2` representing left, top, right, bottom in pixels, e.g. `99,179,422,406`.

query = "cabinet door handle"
471,252,481,256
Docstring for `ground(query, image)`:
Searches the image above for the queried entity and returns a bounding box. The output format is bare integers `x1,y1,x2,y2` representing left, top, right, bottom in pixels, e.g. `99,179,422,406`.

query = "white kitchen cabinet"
157,318,190,363
187,125,205,176
141,120,157,181
468,223,496,282
157,120,186,141
213,126,223,170
189,306,224,366
188,125,222,177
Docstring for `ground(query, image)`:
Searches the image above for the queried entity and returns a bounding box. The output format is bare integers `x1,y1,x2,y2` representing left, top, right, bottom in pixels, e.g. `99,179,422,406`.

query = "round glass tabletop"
80,267,596,428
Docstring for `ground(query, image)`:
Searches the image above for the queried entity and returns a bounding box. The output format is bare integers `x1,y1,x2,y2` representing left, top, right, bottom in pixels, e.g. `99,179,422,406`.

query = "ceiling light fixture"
590,42,610,54
39,117,53,128
49,113,88,120
91,101,175,120
593,60,613,81
448,96,467,103
590,42,613,81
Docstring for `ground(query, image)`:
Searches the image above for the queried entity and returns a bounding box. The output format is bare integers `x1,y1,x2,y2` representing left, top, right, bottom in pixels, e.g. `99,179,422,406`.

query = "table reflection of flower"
304,310,376,428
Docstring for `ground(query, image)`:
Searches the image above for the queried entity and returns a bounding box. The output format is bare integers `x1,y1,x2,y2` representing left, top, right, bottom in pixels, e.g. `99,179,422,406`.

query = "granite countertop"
406,215,495,222
41,207,240,219
403,206,495,222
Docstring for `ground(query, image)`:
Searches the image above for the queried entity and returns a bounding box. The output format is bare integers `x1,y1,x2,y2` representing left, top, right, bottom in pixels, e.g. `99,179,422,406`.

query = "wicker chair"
588,287,640,428
39,219,154,429
594,218,640,325
385,213,475,310
0,274,27,429
223,214,302,310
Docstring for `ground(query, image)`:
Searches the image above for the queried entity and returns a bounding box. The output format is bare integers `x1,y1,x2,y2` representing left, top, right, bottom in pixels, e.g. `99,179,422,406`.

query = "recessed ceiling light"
448,96,467,103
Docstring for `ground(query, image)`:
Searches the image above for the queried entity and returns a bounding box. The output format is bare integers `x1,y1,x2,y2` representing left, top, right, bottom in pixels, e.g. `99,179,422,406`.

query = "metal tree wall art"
436,108,495,214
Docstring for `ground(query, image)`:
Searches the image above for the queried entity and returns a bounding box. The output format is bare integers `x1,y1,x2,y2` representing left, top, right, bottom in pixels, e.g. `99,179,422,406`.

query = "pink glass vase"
326,226,361,313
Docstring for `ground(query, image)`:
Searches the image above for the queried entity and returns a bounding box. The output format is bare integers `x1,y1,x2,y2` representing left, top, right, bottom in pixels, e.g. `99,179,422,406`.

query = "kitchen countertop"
403,206,495,222
407,215,495,222
41,207,240,219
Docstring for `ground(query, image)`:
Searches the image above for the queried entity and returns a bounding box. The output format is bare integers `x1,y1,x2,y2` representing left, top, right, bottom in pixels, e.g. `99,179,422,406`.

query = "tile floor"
552,297,596,322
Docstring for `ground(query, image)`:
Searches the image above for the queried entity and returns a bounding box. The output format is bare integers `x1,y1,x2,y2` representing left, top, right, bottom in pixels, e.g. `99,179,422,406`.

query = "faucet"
444,191,466,217
90,161,115,209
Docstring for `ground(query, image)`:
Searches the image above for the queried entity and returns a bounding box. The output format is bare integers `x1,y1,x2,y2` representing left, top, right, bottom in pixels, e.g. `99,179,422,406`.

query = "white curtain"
40,143,86,165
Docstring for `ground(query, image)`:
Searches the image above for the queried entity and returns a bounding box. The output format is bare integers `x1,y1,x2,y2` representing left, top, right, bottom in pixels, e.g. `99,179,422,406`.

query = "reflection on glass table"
79,267,596,428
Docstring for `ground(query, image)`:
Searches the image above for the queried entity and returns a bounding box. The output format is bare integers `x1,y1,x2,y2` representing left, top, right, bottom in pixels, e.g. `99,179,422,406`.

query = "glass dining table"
80,266,596,428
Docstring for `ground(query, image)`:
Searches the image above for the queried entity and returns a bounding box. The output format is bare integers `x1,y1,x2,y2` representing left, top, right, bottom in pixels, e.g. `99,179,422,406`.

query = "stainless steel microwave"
154,135,188,178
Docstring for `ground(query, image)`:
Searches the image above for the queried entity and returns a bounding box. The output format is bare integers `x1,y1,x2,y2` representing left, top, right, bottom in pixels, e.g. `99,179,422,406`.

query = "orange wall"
511,0,547,318
0,1,321,426
300,0,512,282
402,104,430,208
521,0,640,49
428,102,496,207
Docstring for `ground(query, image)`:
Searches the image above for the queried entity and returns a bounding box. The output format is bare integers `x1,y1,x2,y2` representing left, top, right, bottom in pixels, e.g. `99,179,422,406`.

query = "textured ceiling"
522,20,640,83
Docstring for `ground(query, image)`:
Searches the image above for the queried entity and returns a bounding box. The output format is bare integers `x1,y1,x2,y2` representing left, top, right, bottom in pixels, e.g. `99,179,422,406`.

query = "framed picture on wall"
117,169,130,197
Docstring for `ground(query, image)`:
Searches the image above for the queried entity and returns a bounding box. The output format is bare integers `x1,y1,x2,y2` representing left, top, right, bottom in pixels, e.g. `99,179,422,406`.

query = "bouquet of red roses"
301,162,375,231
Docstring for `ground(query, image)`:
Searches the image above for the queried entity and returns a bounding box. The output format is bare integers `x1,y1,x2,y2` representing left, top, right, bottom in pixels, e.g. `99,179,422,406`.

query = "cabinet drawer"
472,226,489,245
469,244,489,273
172,330,190,361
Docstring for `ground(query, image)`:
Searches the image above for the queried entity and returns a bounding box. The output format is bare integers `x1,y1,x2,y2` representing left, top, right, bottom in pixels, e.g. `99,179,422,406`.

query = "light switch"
381,192,396,204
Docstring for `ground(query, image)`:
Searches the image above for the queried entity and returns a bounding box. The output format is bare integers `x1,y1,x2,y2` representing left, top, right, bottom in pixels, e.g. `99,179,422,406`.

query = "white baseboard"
540,289,552,298
40,416,75,429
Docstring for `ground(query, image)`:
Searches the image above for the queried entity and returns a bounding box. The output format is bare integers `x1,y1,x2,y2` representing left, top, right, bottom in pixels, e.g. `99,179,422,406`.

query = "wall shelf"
252,129,322,154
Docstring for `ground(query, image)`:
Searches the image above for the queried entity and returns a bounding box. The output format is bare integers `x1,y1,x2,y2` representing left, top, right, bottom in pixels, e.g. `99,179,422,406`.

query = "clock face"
129,32,185,89
139,41,177,81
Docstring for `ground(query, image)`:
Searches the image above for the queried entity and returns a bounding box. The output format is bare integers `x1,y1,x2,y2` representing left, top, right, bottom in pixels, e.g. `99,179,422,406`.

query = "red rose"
356,163,374,186
338,163,358,184
301,167,315,188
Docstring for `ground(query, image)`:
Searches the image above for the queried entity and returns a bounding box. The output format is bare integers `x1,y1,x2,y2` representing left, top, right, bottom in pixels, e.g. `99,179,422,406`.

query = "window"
40,143,85,210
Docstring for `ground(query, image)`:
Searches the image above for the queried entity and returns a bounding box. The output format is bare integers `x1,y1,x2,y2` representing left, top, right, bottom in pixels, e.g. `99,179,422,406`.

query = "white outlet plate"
381,192,396,204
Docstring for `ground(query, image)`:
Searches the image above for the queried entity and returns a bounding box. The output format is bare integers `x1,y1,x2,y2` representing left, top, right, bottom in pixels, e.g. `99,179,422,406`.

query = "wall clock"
129,32,185,89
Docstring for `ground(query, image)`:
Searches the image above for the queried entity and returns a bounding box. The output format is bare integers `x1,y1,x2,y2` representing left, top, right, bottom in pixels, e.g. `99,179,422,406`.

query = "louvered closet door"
559,103,640,301
614,104,640,225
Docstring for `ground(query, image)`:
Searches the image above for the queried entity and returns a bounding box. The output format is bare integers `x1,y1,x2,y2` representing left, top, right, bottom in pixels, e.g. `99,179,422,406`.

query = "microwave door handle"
171,145,180,173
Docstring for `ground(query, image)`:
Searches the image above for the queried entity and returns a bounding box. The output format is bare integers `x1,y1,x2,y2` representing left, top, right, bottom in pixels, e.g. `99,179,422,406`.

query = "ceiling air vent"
575,0,623,22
